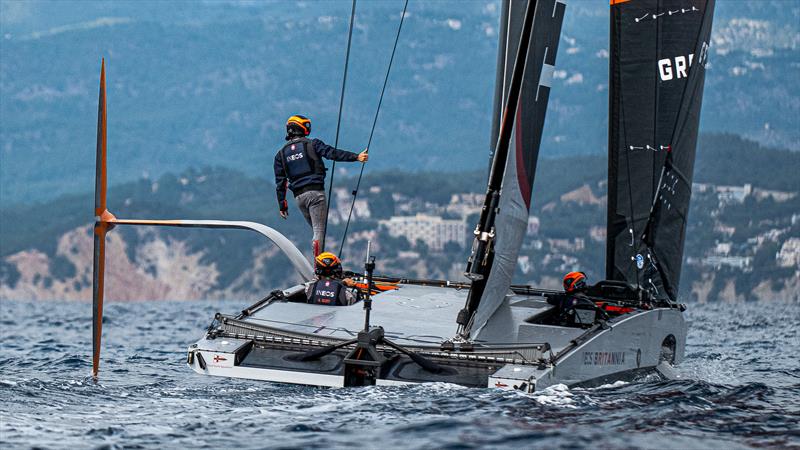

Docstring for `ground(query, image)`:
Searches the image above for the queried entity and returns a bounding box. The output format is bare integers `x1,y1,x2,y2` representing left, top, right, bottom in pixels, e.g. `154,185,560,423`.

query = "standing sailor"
274,115,368,257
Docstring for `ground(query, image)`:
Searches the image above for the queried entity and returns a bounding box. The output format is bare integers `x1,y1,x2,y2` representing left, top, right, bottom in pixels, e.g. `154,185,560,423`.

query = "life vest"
310,279,345,306
280,138,324,182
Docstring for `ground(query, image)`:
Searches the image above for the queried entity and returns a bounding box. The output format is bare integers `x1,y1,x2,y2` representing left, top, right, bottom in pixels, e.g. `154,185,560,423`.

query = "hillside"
1,1,798,203
1,133,797,303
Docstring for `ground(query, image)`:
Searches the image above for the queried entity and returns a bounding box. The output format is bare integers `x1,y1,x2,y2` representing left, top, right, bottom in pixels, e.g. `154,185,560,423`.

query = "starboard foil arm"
90,59,312,378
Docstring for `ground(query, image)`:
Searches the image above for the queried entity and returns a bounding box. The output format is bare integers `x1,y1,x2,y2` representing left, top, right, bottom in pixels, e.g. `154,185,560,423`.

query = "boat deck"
241,283,585,351
245,284,466,345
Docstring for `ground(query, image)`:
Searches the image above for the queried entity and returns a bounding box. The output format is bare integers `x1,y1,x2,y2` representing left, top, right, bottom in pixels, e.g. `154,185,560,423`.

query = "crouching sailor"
274,114,368,257
305,252,358,306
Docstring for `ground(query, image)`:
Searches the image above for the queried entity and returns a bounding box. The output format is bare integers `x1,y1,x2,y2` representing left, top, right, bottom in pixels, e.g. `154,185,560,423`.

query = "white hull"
186,284,686,392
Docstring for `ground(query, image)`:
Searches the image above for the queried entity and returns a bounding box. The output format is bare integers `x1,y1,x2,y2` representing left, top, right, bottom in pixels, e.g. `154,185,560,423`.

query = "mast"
456,0,566,338
488,0,510,171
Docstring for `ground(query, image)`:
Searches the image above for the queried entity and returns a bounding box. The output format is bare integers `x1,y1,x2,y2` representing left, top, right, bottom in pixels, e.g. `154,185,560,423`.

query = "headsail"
606,0,715,301
462,0,566,337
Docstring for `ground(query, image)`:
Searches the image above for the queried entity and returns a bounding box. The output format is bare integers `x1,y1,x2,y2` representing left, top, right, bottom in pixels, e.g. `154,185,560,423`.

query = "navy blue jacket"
274,138,359,210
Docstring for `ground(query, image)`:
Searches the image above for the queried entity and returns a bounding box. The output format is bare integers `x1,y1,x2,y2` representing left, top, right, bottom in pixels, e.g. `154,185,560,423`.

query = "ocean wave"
0,299,797,449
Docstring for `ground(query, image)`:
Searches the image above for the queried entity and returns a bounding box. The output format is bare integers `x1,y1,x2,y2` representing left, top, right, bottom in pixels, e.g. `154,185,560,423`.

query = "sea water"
1,299,798,449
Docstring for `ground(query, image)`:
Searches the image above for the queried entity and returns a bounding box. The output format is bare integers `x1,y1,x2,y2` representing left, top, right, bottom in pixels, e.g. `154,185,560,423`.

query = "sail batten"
606,0,715,301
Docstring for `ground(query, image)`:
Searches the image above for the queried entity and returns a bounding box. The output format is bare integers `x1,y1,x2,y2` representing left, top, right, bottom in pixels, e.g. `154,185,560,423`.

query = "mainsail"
464,0,566,336
606,0,715,301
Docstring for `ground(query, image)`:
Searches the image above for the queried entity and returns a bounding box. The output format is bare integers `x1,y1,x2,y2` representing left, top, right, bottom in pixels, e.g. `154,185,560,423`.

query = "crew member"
305,252,358,306
274,115,368,257
548,271,593,325
562,271,588,296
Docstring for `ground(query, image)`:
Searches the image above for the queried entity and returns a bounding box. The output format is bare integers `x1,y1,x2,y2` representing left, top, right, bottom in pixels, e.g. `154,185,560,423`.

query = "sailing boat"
91,0,715,391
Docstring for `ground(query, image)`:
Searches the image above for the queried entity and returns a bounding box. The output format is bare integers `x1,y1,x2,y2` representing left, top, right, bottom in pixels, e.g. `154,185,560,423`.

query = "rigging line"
615,6,640,290
240,317,441,344
337,0,409,260
244,317,350,331
322,0,357,252
650,0,662,244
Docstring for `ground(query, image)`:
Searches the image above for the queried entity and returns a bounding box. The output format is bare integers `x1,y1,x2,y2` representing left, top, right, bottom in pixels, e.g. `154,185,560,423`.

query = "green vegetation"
696,134,800,191
0,133,797,300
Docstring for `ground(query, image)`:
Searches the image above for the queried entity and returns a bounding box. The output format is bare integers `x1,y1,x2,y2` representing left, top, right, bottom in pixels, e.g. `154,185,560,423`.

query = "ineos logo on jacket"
311,279,344,306
286,152,304,162
281,139,319,182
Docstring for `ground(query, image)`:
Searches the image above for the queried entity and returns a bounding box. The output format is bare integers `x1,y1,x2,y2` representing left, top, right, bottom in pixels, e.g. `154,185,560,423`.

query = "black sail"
469,0,565,335
606,0,715,301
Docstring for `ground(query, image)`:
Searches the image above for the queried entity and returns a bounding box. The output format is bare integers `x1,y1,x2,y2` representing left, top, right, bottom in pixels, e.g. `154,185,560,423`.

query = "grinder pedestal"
343,327,386,387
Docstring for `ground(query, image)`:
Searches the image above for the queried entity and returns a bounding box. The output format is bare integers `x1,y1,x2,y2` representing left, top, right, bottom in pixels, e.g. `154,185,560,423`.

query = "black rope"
322,0,357,251
615,13,637,261
338,0,409,260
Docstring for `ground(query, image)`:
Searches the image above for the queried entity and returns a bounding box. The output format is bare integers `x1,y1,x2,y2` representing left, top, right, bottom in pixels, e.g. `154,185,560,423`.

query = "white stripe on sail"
554,0,567,18
536,51,554,102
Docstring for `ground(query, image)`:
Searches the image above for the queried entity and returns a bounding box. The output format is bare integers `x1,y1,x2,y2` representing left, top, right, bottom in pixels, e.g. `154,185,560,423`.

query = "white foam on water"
413,381,468,393
593,380,629,390
528,383,578,408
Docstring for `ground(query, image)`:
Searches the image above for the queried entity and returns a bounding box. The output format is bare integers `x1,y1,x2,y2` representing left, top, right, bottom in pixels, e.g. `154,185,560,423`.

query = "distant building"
523,239,544,251
714,224,736,237
527,216,540,236
692,182,711,193
446,193,484,220
397,250,421,259
589,226,606,242
379,214,466,251
754,228,789,246
518,255,532,275
710,242,732,257
330,188,370,224
703,255,753,271
776,238,800,268
716,184,752,205
547,238,585,253
352,199,371,219
560,184,602,205
753,188,796,203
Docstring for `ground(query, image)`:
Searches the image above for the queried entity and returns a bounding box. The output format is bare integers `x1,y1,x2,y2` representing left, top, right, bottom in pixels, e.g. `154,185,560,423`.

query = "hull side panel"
534,308,686,389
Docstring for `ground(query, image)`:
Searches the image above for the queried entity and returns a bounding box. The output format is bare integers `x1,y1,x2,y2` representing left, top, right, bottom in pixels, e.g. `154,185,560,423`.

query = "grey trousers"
295,190,328,247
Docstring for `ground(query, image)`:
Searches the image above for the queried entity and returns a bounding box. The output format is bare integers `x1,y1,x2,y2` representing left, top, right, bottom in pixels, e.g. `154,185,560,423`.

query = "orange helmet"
315,252,342,277
286,114,311,137
563,271,587,293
